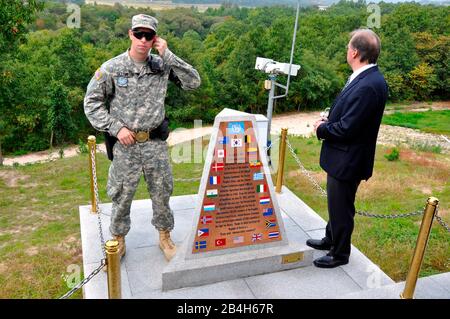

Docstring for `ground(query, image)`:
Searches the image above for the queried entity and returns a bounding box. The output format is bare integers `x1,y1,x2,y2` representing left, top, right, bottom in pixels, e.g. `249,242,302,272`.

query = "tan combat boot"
159,230,176,261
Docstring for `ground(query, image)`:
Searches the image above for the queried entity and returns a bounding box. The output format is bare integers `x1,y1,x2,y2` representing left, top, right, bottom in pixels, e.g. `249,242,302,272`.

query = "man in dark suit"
307,29,388,268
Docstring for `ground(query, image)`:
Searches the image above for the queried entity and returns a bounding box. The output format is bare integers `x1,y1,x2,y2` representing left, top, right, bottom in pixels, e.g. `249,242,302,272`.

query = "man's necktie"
342,76,351,91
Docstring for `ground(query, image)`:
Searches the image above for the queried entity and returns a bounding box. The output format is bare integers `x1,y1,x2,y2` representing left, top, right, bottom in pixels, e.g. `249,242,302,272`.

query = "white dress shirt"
348,63,377,85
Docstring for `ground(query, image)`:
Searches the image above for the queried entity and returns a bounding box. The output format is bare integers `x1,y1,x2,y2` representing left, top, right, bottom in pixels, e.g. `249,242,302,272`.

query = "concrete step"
340,272,450,299
79,187,407,298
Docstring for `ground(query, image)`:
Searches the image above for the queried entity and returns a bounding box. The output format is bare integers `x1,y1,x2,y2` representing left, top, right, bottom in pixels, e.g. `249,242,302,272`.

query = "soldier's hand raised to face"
117,127,136,146
153,36,167,57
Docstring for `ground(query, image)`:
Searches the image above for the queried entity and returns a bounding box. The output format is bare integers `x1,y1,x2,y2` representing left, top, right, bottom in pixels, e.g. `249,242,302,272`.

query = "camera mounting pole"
263,1,300,165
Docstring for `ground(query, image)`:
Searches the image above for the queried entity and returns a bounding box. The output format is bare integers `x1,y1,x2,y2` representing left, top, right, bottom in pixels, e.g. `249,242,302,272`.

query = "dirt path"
2,105,449,166
2,126,216,166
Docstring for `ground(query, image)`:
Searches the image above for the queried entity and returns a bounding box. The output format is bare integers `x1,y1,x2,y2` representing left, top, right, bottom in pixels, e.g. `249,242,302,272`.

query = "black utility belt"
104,118,170,161
136,117,170,142
135,120,170,142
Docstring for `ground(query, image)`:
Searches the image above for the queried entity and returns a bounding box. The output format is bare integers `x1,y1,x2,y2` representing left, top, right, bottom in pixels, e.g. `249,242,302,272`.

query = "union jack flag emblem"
252,233,262,242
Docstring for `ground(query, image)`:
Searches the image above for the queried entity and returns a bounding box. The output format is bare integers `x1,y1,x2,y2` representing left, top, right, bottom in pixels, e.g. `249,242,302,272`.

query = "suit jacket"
317,66,388,181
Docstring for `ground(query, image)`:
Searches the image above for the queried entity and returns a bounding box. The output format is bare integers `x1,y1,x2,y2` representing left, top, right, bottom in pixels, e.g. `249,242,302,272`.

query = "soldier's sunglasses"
132,30,156,41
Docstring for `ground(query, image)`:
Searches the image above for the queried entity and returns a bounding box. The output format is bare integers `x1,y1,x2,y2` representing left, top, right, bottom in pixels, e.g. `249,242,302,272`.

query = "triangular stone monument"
162,109,313,291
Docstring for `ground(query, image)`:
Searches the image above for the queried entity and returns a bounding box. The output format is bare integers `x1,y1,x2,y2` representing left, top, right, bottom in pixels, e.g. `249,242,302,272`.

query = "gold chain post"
106,240,121,299
275,128,288,193
88,136,97,214
400,197,439,299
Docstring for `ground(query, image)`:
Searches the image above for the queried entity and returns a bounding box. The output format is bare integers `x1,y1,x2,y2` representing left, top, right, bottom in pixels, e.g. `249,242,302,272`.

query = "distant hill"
170,0,449,6
72,0,450,7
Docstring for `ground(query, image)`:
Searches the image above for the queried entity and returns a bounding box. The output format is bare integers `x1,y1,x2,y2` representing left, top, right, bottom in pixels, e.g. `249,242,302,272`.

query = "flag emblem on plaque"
265,219,277,228
268,231,279,239
253,172,264,180
212,162,224,171
227,122,245,134
256,184,267,193
197,228,209,237
215,149,225,159
203,203,215,211
206,189,218,198
195,241,207,249
218,136,228,144
249,161,261,168
215,238,226,246
200,215,213,224
252,233,262,242
263,208,273,216
209,176,220,185
192,119,284,254
248,147,257,157
231,138,242,147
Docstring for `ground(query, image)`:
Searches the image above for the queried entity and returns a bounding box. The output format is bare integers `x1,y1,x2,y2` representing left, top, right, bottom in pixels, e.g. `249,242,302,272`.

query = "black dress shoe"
306,238,332,250
313,255,348,268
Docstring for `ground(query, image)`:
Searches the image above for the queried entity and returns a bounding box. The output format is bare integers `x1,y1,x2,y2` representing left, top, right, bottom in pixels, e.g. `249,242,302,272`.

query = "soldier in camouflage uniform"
84,14,201,261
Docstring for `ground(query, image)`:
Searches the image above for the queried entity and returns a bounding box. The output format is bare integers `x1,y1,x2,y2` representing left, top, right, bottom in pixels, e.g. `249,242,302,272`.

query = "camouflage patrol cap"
131,14,158,32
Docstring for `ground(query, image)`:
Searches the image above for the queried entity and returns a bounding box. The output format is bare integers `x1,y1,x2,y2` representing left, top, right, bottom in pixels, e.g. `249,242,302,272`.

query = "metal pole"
273,0,300,100
400,197,439,299
266,75,276,155
106,240,121,299
87,135,97,214
275,128,288,193
266,2,300,159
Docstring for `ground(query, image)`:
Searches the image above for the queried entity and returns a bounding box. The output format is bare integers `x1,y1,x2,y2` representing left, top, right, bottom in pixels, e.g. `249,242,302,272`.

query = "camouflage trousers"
107,139,174,236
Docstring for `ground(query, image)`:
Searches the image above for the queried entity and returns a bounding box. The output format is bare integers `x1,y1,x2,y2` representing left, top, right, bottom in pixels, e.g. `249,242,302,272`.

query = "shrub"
385,147,400,161
77,139,88,154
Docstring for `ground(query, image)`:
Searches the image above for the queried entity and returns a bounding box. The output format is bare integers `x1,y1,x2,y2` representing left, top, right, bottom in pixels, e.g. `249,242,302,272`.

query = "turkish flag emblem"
215,238,226,247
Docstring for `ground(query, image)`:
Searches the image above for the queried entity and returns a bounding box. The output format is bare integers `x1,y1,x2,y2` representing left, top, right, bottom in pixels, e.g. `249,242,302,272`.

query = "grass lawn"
382,110,450,135
283,136,449,281
0,136,448,298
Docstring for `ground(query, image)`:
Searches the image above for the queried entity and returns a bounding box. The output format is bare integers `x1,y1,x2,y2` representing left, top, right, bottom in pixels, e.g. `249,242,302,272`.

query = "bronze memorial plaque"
192,120,282,253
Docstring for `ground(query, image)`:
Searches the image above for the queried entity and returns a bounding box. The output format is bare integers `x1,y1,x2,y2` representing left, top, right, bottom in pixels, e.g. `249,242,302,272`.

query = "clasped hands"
313,116,328,133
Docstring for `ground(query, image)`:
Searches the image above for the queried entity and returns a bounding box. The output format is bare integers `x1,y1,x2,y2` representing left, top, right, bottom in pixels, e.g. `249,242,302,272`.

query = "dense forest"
0,1,448,155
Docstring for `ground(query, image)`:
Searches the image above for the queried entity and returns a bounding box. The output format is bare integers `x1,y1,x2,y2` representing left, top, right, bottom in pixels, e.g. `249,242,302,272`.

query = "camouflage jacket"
84,49,201,136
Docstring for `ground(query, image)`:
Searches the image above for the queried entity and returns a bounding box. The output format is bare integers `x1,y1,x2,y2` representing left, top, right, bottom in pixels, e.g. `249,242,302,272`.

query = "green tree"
53,28,89,88
407,63,438,101
384,70,410,101
47,81,75,152
413,32,450,99
1,1,450,154
290,49,342,110
0,0,43,163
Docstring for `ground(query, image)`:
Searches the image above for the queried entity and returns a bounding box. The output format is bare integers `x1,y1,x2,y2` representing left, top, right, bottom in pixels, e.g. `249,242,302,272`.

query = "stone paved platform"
79,186,448,299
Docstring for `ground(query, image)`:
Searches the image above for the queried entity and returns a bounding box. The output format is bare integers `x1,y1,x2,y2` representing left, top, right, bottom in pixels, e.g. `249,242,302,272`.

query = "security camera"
255,57,275,72
255,57,301,76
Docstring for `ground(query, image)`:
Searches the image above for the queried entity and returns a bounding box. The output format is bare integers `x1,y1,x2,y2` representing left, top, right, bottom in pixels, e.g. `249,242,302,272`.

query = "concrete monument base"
79,187,402,299
162,241,313,291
